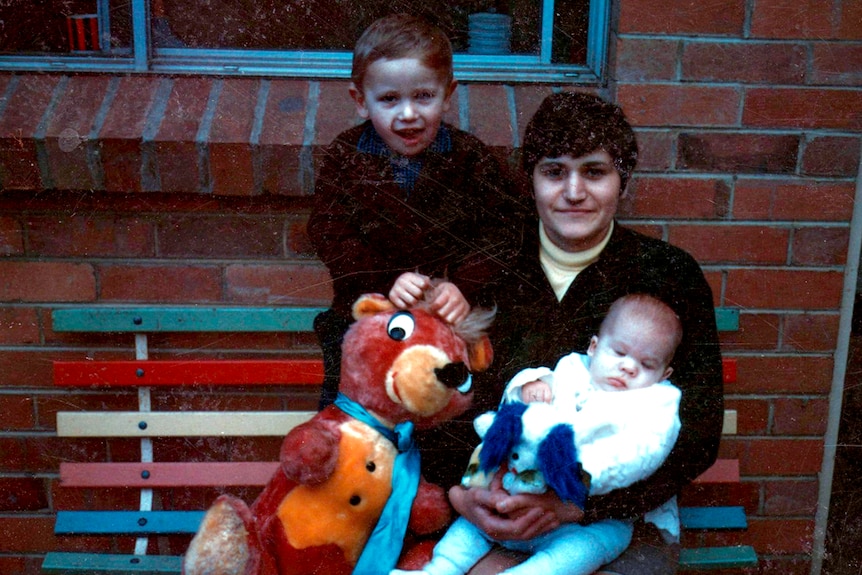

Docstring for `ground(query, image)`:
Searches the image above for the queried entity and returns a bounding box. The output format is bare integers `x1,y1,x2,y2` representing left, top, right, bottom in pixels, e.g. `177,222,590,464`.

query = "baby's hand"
389,272,431,309
521,380,552,403
429,281,470,325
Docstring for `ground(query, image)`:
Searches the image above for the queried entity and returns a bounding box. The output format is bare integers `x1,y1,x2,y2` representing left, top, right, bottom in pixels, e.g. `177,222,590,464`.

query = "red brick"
738,438,823,476
621,177,729,219
669,225,788,265
0,477,48,511
735,355,833,394
0,262,95,302
259,80,308,195
617,84,740,127
37,393,138,431
812,43,862,85
744,88,862,130
733,179,855,222
755,554,812,575
45,75,111,190
98,76,161,192
0,215,24,255
615,38,678,83
747,517,814,554
209,78,259,196
801,135,861,177
772,397,829,435
0,307,39,345
0,351,55,389
225,264,334,305
0,394,36,429
0,437,26,470
27,214,155,257
633,130,673,172
619,0,745,35
315,80,358,146
838,1,862,39
0,516,57,553
0,556,41,575
792,226,849,266
719,313,781,352
154,77,214,194
513,85,554,145
99,264,222,302
682,41,806,84
702,271,722,306
287,218,317,258
158,215,283,258
0,75,62,190
444,85,460,130
621,223,663,240
678,133,799,173
726,269,843,310
724,398,769,435
751,0,833,39
782,312,840,352
468,84,514,149
763,479,819,516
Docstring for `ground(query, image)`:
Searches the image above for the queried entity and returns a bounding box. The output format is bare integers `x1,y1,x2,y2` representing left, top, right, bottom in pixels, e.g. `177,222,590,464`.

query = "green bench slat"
679,545,759,569
42,552,182,574
51,306,328,332
680,506,748,530
55,511,205,535
51,306,738,333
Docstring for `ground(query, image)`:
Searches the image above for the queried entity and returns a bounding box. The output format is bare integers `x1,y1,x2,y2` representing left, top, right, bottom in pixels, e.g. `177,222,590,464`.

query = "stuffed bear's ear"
352,293,397,320
468,335,494,372
538,424,588,509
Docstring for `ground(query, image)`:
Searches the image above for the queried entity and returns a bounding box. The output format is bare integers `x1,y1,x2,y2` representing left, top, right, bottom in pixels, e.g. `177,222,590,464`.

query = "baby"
393,293,684,575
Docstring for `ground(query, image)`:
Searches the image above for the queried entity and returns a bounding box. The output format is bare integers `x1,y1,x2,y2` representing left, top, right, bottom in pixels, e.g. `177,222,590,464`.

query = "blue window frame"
0,0,609,83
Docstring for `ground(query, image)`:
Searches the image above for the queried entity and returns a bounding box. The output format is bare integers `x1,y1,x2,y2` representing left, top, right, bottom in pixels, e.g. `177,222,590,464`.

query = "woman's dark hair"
521,92,639,193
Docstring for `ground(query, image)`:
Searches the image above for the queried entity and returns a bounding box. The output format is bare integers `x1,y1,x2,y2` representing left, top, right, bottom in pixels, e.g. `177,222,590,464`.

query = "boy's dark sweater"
308,121,527,319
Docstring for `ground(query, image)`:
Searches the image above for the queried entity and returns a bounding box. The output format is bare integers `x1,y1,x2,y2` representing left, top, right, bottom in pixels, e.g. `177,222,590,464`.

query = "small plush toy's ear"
538,424,588,509
468,335,494,372
479,402,528,473
352,293,397,320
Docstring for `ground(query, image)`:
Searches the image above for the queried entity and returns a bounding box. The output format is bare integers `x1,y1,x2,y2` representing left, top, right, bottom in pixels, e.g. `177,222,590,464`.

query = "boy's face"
350,57,456,157
586,316,674,392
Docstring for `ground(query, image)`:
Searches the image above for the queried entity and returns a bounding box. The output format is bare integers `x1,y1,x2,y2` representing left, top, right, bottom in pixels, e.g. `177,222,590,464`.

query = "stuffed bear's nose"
435,362,469,389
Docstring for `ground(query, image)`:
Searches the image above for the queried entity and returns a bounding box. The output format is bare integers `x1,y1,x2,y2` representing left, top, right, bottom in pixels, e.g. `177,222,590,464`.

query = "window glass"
0,0,131,55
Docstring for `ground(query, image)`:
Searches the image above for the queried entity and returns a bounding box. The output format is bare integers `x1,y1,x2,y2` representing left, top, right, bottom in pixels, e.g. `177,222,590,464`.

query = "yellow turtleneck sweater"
538,221,614,301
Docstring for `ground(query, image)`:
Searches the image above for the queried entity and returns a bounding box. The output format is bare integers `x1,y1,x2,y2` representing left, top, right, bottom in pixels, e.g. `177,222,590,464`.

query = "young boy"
393,294,684,575
309,14,523,409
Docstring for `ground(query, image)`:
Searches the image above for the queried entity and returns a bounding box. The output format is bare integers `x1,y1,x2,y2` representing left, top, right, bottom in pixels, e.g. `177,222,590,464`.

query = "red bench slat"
60,461,280,487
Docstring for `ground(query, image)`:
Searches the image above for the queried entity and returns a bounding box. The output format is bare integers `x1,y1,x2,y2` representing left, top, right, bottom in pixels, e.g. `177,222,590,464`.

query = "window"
0,0,609,82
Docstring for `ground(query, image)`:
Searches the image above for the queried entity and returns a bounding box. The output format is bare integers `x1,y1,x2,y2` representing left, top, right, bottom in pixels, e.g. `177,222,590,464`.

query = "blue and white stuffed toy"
462,401,589,508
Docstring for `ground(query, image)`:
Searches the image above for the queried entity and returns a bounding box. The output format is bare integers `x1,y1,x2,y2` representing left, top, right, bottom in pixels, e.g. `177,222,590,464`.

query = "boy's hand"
521,380,553,403
389,272,431,309
429,281,470,325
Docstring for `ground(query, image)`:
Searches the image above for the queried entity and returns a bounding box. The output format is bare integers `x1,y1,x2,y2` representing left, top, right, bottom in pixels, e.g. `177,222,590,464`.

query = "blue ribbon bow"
334,393,421,574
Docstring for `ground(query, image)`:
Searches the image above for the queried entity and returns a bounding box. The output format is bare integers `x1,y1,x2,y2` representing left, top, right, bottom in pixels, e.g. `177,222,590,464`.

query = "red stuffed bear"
183,293,494,575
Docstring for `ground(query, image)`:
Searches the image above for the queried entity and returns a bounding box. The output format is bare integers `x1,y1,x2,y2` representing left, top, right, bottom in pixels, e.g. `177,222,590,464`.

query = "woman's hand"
449,472,584,542
389,272,431,309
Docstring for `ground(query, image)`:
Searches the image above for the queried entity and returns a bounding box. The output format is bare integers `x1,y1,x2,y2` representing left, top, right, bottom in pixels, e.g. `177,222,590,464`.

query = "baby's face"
587,323,673,392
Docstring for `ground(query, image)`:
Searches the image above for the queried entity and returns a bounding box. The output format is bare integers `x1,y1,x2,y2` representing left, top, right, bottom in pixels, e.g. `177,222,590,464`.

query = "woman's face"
532,151,622,253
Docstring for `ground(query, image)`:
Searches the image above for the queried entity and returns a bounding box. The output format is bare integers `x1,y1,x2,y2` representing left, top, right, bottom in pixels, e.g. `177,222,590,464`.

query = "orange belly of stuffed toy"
274,419,396,573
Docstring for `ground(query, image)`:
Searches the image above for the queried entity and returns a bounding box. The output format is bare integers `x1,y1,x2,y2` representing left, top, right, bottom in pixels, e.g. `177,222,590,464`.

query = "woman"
438,92,724,574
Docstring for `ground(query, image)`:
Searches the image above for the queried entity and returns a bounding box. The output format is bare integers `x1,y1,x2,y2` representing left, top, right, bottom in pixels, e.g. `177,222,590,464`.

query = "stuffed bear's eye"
511,452,519,461
387,311,415,341
350,495,361,506
366,461,376,473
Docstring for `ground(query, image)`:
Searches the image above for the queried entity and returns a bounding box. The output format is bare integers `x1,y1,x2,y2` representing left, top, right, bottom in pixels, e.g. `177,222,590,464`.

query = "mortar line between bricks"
86,76,120,191
299,81,320,195
0,75,18,120
141,77,174,192
33,76,70,191
250,79,270,195
196,79,223,194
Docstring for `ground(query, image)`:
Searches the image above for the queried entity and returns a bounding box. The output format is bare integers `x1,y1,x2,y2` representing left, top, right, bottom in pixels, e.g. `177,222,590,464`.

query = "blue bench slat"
679,545,758,569
42,552,182,574
680,506,748,530
52,306,328,333
54,511,205,535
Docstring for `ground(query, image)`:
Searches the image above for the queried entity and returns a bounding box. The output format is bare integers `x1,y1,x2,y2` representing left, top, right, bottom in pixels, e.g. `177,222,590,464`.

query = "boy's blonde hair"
351,14,454,91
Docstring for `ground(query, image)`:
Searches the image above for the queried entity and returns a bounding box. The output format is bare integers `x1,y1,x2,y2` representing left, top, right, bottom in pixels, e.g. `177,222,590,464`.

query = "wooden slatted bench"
42,305,755,574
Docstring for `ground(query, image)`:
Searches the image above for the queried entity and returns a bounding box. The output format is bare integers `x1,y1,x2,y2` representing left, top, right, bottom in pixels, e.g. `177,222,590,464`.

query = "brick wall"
0,0,860,573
